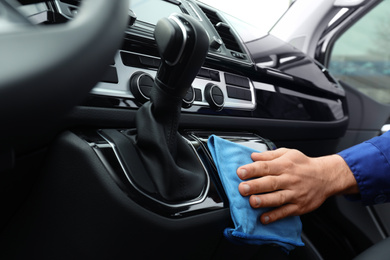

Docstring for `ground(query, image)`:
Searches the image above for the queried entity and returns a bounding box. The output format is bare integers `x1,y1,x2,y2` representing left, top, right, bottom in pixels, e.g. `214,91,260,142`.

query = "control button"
231,51,246,60
182,86,195,108
139,56,161,69
210,36,223,50
227,86,252,101
128,9,137,26
205,83,224,111
198,68,210,79
225,73,250,88
209,70,220,81
101,66,119,84
121,52,161,69
129,72,154,104
194,88,202,101
197,68,220,81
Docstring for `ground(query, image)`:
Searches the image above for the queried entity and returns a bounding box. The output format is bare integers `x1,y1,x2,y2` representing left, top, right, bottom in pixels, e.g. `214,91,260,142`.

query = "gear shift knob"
154,13,209,98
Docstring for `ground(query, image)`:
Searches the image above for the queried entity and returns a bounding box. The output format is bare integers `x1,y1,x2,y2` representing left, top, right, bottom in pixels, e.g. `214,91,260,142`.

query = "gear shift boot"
127,83,207,202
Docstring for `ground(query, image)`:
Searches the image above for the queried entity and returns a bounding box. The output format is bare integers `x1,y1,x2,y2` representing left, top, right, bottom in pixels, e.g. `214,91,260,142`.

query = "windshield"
197,0,293,33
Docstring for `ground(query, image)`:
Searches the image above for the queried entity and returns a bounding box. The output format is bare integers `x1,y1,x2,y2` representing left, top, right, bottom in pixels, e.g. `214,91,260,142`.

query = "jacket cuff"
338,132,390,205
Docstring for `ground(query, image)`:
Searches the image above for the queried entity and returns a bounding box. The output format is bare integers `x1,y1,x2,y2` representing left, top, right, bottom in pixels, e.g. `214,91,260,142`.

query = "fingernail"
241,183,250,194
238,168,247,178
253,197,261,207
263,216,270,224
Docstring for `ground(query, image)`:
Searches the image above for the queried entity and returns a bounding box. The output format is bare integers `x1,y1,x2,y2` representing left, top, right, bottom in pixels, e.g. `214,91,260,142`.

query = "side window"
328,0,390,104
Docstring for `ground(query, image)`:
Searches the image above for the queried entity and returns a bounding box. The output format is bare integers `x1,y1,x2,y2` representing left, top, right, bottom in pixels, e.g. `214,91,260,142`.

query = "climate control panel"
91,51,256,112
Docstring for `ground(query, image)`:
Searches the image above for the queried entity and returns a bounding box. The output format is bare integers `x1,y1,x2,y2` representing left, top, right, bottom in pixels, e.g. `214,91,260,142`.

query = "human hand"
237,148,359,224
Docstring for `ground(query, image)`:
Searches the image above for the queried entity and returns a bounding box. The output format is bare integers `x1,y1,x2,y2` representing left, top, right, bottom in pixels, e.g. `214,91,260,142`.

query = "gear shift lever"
102,13,209,203
141,13,209,158
135,13,209,202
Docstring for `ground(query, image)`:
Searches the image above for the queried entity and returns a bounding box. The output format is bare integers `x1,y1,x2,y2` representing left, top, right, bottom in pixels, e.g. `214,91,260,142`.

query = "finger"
238,175,289,196
251,148,290,162
260,204,299,225
237,160,284,180
248,190,293,208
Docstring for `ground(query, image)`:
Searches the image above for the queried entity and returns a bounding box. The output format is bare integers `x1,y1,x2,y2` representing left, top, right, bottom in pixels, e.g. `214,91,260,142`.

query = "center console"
76,129,274,218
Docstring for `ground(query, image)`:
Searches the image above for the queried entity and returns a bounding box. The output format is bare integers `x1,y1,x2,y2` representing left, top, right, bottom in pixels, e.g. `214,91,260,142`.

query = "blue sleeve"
338,131,390,205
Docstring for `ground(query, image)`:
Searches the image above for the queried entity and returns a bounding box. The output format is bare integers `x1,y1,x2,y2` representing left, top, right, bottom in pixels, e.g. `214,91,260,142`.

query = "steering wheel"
0,0,129,148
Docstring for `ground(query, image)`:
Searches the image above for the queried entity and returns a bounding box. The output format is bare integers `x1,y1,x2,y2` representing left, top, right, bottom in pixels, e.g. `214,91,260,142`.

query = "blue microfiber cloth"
207,135,304,252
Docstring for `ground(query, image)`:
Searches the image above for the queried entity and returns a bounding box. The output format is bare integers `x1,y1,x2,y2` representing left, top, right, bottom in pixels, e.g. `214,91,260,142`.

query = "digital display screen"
130,0,182,25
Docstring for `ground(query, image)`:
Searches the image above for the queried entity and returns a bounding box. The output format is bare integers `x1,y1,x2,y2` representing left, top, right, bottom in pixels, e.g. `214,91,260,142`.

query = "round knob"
182,86,195,108
129,72,154,104
205,83,224,111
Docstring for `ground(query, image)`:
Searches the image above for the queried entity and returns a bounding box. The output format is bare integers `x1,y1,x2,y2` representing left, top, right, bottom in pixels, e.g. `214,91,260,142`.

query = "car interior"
1,0,390,259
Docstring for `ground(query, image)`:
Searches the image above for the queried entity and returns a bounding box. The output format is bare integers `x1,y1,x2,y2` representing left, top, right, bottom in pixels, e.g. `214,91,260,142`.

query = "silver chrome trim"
166,14,188,66
188,2,202,21
253,81,276,92
182,87,196,106
208,84,224,109
135,72,151,101
97,131,211,208
266,69,294,81
53,0,78,19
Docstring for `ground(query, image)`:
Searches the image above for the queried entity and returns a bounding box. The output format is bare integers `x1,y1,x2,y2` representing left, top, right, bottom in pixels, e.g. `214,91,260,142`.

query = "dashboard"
51,0,347,126
18,0,350,144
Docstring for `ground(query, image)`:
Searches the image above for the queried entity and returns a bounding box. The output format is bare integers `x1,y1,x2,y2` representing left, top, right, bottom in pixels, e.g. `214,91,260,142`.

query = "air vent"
200,7,242,53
